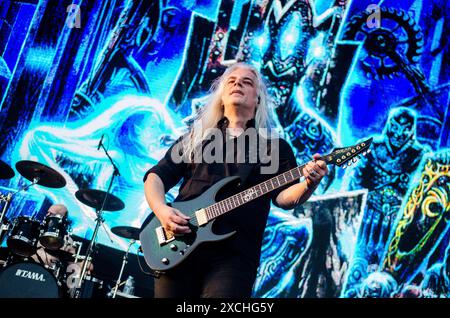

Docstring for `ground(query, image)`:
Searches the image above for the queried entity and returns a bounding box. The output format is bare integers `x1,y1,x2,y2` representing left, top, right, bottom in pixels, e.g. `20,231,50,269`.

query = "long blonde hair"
182,63,277,162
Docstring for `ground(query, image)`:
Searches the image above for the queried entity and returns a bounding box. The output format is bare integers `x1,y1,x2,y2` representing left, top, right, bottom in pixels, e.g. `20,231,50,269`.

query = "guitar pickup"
155,226,175,246
195,208,208,226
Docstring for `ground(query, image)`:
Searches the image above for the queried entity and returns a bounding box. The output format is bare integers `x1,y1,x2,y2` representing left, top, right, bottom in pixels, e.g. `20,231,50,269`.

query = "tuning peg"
342,165,347,169
347,161,352,166
352,157,358,163
367,149,372,154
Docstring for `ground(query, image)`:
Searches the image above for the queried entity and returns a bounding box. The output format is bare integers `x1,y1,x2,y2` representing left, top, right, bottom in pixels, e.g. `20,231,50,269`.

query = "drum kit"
0,159,143,298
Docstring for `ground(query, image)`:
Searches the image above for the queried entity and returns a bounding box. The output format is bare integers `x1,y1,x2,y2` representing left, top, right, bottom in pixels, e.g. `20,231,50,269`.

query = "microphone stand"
76,139,121,295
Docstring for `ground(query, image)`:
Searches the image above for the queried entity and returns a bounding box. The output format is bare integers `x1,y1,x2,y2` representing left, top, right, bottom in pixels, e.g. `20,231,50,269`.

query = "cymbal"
75,189,124,212
0,160,15,179
43,248,75,262
15,160,66,188
111,226,140,240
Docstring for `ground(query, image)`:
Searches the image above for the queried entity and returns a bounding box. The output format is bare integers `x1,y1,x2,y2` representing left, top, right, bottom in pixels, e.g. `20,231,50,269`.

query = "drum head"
39,215,67,250
40,235,64,250
8,239,37,257
7,217,40,257
0,262,60,298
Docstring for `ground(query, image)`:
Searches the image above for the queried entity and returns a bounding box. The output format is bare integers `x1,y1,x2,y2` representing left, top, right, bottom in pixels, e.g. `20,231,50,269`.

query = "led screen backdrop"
0,0,448,298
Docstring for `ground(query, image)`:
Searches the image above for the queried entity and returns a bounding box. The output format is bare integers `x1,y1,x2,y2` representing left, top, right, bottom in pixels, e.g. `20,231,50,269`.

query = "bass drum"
0,262,60,298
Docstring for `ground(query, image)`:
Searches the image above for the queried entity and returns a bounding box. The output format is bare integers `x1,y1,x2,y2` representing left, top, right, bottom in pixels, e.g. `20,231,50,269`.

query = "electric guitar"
140,138,372,272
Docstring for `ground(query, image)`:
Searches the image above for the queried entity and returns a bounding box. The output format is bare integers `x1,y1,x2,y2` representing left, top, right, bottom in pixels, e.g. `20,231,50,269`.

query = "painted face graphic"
385,108,416,149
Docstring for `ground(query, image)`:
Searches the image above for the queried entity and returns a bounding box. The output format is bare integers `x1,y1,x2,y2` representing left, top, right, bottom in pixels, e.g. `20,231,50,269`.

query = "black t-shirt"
143,118,298,267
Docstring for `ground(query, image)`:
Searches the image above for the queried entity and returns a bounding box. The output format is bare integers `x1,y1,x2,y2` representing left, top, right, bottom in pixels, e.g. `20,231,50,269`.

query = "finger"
170,214,189,225
304,165,313,178
171,222,191,234
173,209,191,220
306,174,318,187
307,164,318,176
312,162,326,175
312,154,327,168
309,169,319,179
307,164,322,180
176,226,191,234
315,160,327,170
307,174,320,185
305,169,315,180
303,166,311,178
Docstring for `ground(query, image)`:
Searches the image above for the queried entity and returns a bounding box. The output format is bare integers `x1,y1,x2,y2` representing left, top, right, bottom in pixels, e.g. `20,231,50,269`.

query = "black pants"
154,243,258,298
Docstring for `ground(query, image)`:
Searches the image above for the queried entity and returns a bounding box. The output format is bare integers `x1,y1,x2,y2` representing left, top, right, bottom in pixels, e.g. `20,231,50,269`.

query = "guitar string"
184,159,315,226
183,142,368,225
161,141,369,236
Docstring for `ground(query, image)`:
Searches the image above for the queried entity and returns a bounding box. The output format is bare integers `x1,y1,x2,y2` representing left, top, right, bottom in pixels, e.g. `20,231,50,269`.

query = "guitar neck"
199,137,372,223
203,162,311,221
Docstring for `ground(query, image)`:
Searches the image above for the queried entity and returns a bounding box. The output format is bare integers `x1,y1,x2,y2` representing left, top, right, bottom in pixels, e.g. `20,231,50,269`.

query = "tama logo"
15,269,46,282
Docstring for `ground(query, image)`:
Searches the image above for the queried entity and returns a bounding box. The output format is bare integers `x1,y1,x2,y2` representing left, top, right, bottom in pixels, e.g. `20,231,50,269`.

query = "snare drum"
39,214,68,250
0,261,60,298
7,217,41,257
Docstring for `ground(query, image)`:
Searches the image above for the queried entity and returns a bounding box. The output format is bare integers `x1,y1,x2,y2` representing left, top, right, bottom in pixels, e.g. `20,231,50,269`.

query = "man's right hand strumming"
154,205,191,235
144,173,191,235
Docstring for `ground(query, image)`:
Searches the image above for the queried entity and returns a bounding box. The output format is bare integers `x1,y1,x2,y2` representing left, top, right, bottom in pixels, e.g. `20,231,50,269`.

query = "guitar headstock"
323,138,373,168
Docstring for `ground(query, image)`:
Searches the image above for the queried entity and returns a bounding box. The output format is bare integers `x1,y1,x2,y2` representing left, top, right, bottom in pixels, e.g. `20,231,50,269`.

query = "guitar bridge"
155,226,175,245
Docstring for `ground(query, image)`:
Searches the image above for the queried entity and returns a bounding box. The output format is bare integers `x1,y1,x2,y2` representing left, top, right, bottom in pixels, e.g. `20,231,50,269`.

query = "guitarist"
143,63,328,298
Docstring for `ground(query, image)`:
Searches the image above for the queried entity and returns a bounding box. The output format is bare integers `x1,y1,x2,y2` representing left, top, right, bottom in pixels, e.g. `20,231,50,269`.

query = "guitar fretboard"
198,137,372,223
203,163,308,221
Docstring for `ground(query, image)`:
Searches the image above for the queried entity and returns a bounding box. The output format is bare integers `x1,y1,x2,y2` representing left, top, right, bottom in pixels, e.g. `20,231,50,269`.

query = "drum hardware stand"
101,222,115,244
0,177,40,238
72,240,83,263
0,192,12,238
76,210,104,293
111,239,136,298
76,137,121,295
12,176,40,194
